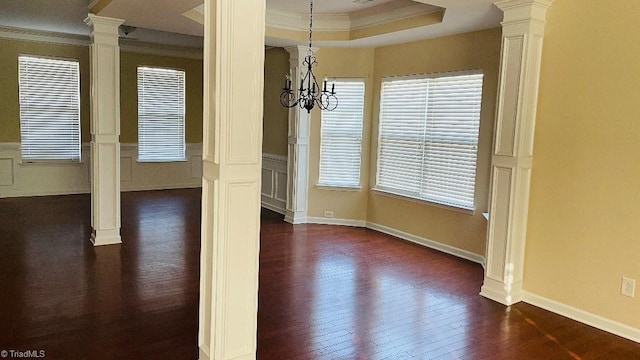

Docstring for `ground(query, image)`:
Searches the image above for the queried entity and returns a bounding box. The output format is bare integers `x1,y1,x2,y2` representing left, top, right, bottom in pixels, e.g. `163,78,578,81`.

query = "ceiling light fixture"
280,0,338,113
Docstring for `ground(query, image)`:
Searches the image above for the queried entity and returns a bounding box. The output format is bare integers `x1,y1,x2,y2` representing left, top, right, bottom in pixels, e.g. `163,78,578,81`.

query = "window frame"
136,65,187,163
374,70,484,212
17,55,82,163
317,77,366,190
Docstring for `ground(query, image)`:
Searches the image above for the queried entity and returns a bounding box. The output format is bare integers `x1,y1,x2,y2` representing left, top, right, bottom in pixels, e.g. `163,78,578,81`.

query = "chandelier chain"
308,0,313,49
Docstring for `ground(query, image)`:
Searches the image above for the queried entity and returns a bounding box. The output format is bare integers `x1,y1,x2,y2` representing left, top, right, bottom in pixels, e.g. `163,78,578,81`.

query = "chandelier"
280,0,338,113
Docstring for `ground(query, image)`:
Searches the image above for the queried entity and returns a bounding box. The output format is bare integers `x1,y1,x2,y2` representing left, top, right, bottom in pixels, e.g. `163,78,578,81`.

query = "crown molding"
265,0,443,36
0,26,202,60
0,26,89,47
120,39,203,59
266,9,307,31
350,0,441,30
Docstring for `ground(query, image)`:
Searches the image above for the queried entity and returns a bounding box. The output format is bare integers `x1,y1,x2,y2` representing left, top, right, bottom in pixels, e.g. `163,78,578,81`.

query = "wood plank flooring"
0,189,638,359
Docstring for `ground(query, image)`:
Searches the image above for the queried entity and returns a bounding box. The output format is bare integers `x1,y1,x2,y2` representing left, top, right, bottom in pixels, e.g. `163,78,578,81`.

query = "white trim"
264,0,441,33
315,184,362,192
266,9,307,31
261,153,287,215
307,217,367,227
120,40,203,60
522,291,640,343
0,142,203,198
289,211,486,267
266,9,350,32
381,69,484,82
0,26,203,60
366,221,486,266
261,202,286,215
0,26,89,46
121,183,202,192
350,1,441,30
371,188,476,215
284,212,307,225
262,153,287,163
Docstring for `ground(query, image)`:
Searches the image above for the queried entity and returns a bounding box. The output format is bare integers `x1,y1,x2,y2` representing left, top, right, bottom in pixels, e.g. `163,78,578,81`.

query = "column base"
91,229,122,246
480,277,523,306
284,210,307,225
198,347,210,360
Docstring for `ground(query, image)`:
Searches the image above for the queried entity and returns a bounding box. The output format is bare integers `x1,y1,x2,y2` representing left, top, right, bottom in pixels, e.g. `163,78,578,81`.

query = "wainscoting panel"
119,144,202,192
261,153,287,214
0,143,203,198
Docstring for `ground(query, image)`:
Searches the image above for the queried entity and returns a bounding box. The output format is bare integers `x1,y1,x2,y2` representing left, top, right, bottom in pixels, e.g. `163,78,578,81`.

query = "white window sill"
20,159,83,166
315,184,362,192
137,158,188,163
371,187,476,216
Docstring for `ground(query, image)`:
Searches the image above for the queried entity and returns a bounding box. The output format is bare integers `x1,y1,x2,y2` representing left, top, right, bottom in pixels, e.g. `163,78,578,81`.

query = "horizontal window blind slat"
319,79,365,187
18,56,81,161
137,66,186,162
376,73,483,210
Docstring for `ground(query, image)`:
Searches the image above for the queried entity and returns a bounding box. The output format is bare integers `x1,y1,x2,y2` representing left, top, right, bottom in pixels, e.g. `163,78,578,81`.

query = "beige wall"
120,51,203,143
308,47,376,221
0,38,203,144
0,38,91,142
367,28,502,255
524,0,640,329
262,47,289,156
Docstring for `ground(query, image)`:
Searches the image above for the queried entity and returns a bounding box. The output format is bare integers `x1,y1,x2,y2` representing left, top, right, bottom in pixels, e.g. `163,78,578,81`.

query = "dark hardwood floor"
0,189,638,359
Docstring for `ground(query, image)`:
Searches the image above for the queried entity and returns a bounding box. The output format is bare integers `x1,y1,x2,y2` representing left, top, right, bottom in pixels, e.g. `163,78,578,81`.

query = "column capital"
495,0,553,26
284,45,319,66
85,14,124,44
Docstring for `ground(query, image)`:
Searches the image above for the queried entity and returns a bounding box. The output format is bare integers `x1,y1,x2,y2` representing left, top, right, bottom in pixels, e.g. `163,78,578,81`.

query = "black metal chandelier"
280,0,338,113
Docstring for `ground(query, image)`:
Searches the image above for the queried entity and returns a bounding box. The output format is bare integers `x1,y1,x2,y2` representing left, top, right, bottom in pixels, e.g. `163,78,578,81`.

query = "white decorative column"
198,0,265,359
284,45,315,225
481,0,553,305
85,14,124,246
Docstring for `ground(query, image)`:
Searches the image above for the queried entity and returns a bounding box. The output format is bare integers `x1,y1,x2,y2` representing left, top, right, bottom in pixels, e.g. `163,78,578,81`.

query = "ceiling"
0,0,503,49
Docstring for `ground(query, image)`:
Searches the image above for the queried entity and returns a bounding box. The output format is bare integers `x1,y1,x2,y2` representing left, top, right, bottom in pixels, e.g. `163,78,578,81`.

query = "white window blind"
319,79,365,188
137,66,186,162
376,72,484,210
18,56,81,162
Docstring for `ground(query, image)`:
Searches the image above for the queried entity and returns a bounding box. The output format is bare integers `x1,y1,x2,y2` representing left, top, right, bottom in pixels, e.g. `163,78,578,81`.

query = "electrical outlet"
621,277,636,298
323,210,334,218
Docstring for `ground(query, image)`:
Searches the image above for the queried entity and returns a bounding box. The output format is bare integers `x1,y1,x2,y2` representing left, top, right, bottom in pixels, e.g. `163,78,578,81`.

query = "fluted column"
481,0,554,305
198,0,266,359
85,14,124,246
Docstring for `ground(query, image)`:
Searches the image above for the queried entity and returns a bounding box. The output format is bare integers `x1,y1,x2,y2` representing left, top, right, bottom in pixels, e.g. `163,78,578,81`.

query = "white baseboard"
121,183,202,192
522,291,640,343
261,201,286,215
0,188,91,198
306,217,367,227
366,221,486,266
294,215,485,266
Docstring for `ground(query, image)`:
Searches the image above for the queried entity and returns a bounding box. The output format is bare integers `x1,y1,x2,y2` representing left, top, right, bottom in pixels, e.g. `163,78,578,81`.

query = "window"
318,79,365,188
18,56,81,162
376,72,484,210
137,66,186,162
